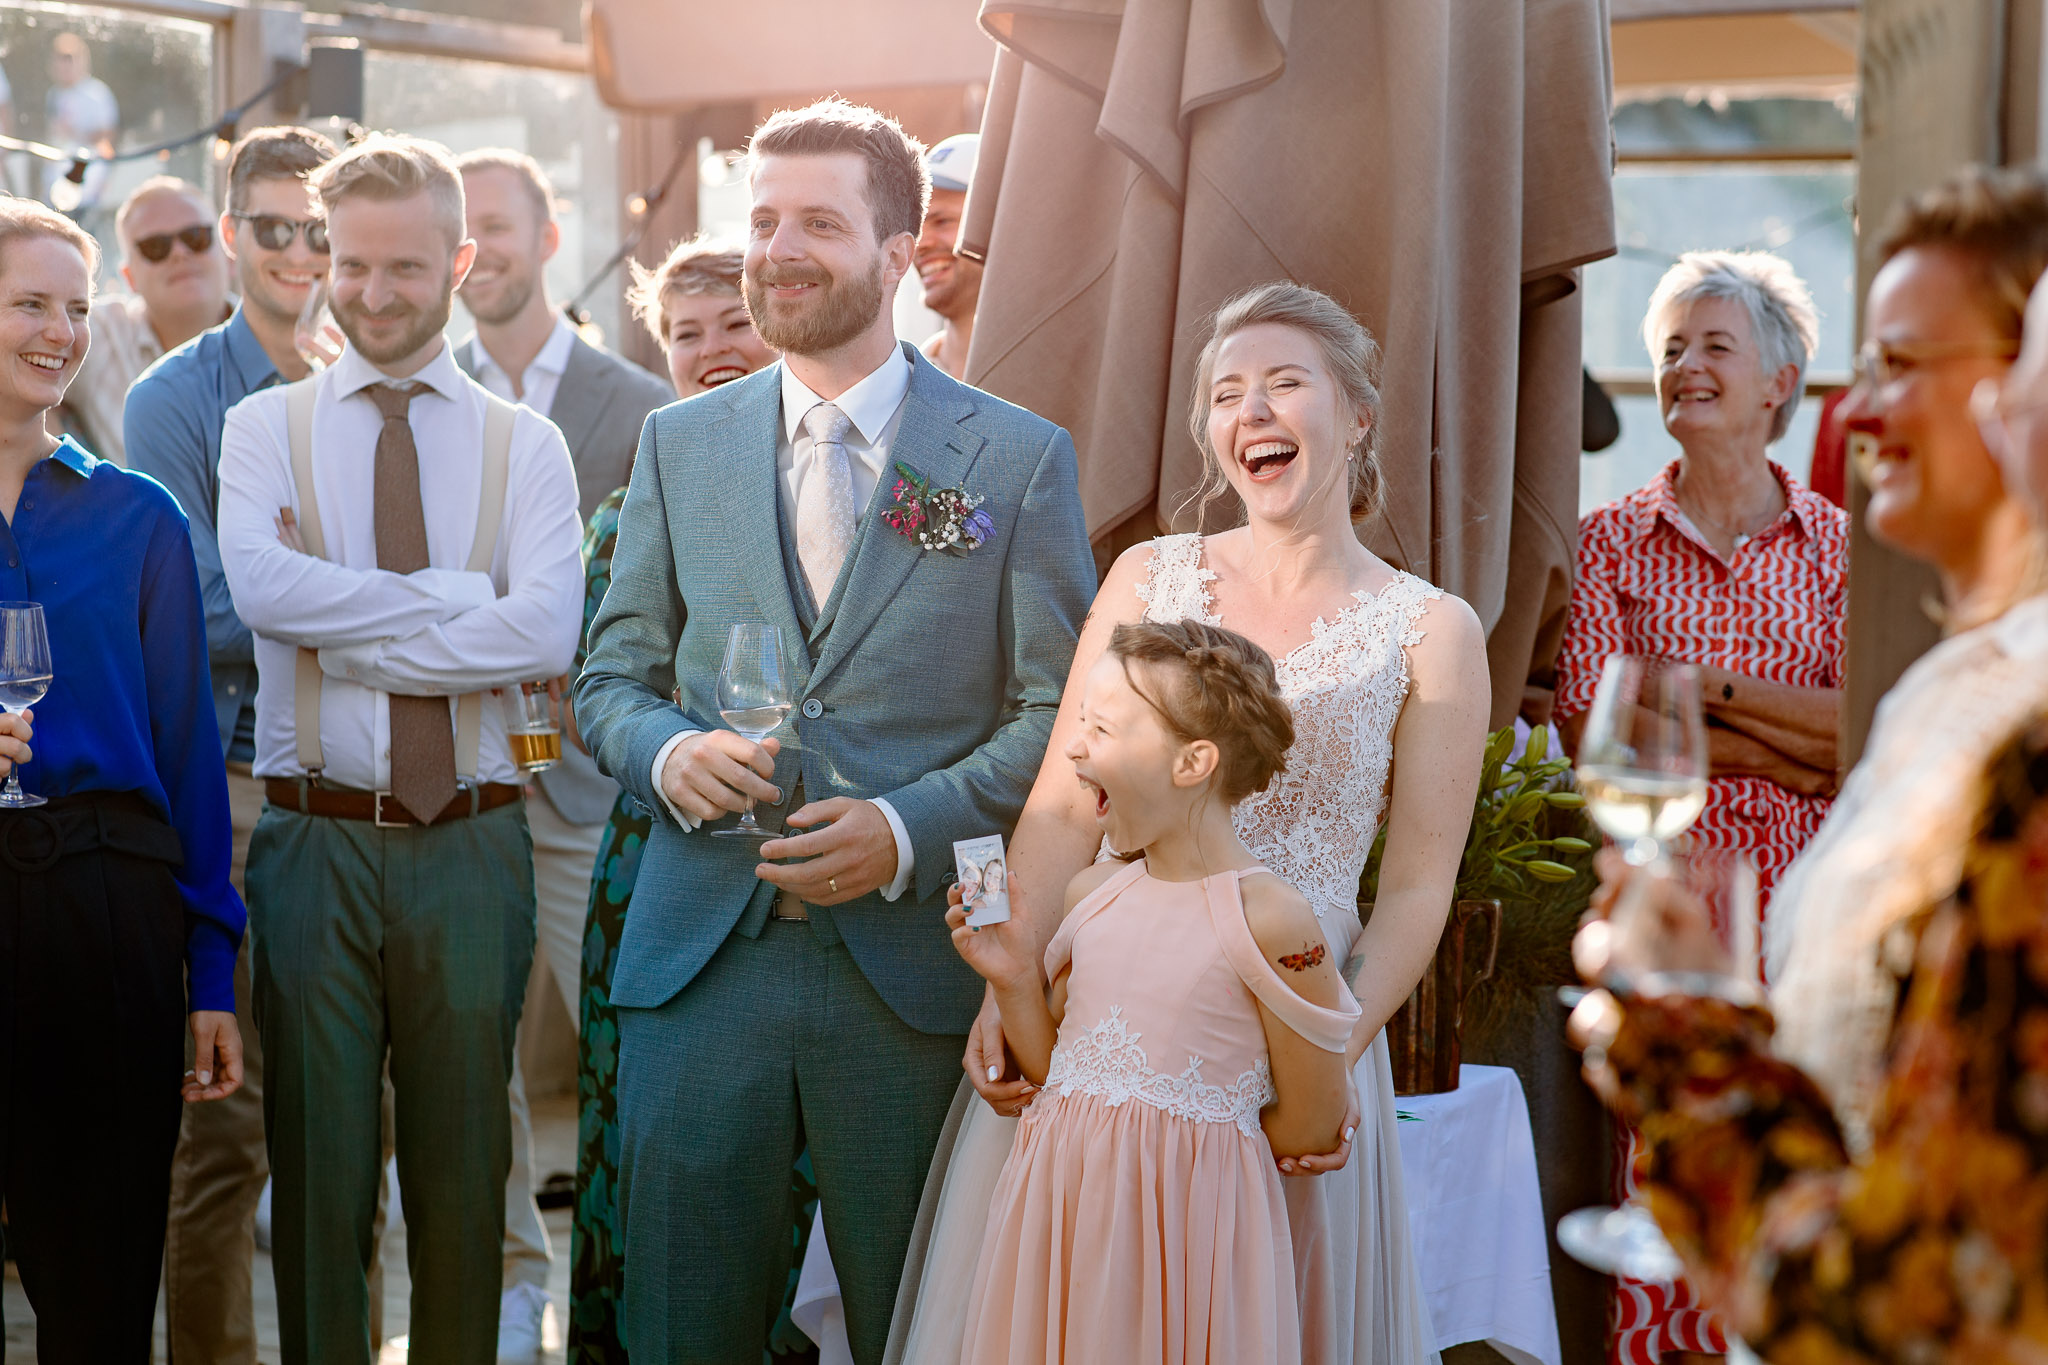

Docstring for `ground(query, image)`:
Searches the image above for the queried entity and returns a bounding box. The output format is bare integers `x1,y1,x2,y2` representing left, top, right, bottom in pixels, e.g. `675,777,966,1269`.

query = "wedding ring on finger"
829,876,838,894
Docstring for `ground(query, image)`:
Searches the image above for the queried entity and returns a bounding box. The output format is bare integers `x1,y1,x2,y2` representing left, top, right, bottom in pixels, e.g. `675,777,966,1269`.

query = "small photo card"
953,834,1011,928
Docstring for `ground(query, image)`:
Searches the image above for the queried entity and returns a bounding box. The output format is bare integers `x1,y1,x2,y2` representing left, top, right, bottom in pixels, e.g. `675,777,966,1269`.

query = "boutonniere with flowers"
882,461,994,555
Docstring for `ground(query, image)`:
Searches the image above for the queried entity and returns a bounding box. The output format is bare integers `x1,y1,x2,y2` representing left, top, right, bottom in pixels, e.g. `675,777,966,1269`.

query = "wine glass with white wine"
711,623,795,840
1574,655,1709,867
1557,653,1710,1284
0,602,52,809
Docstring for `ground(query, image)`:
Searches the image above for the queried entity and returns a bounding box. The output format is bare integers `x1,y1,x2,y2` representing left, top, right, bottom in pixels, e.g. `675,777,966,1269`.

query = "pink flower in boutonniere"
885,462,991,555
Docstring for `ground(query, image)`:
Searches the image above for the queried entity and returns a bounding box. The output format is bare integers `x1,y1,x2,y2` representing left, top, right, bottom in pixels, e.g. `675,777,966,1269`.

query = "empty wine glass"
0,602,53,809
293,274,344,371
711,624,794,840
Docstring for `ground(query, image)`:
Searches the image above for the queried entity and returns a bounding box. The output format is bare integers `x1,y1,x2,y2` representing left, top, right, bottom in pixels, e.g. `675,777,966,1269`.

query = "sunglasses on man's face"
134,224,215,264
231,213,330,255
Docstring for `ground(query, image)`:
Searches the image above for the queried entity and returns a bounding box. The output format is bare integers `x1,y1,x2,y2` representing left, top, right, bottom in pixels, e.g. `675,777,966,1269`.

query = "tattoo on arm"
1278,943,1326,972
1342,948,1366,988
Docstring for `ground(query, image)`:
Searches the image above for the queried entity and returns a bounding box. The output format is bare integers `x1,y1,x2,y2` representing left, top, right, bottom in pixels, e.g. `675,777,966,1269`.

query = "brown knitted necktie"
368,381,456,823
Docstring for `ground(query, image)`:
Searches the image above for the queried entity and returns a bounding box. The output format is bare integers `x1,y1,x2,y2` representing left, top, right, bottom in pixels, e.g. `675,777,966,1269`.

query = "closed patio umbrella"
959,0,1617,725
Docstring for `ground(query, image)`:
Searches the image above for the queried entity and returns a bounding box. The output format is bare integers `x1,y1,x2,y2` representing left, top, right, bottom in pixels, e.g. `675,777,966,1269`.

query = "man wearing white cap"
917,133,985,379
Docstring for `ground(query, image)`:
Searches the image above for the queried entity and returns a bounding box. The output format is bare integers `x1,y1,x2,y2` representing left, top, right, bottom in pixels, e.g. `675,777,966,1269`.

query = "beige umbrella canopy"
959,0,1617,726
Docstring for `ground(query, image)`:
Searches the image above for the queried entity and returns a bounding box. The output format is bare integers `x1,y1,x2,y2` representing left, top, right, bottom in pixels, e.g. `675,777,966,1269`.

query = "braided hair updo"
1105,620,1294,804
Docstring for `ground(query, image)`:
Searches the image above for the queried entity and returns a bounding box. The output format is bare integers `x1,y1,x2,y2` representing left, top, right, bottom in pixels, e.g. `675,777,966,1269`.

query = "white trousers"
504,790,606,1289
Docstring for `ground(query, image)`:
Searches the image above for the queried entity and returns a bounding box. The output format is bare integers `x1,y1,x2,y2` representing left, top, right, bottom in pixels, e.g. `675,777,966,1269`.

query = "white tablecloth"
795,1063,1559,1365
1397,1064,1562,1365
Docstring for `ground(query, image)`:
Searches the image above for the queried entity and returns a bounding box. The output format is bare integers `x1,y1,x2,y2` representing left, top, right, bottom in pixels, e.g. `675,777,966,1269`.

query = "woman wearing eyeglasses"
62,175,231,465
1567,166,2048,1364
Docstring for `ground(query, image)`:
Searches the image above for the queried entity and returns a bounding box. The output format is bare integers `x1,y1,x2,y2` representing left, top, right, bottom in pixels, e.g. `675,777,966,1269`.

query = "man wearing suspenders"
217,134,584,1363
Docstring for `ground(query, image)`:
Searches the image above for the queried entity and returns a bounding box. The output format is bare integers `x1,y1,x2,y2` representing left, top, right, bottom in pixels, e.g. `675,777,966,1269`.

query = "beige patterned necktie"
796,402,857,606
368,381,457,823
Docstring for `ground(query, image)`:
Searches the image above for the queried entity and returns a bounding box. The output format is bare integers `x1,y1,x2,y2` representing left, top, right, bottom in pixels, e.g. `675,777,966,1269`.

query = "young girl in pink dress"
946,619,1363,1365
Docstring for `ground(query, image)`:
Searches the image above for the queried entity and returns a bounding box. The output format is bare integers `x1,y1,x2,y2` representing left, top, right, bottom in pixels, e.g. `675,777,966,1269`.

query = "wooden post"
1844,0,2027,762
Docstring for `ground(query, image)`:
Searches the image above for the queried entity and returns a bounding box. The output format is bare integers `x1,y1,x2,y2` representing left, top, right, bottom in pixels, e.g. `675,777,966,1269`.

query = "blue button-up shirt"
1,437,244,1011
125,307,279,759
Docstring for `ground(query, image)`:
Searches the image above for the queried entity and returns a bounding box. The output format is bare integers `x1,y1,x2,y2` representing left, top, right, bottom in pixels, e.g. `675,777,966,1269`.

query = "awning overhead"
1613,6,1858,97
583,0,999,110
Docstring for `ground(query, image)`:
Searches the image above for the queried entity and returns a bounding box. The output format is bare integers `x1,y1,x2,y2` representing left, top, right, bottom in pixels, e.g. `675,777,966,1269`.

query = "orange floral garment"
1590,719,2048,1364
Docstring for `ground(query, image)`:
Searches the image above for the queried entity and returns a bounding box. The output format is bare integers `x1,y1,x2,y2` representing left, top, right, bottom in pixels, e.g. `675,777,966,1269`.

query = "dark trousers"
248,800,535,1365
617,919,963,1365
0,795,189,1362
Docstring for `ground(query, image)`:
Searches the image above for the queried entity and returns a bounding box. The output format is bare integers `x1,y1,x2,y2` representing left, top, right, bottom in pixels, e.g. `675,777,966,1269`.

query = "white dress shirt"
217,339,585,790
651,346,917,900
470,315,578,417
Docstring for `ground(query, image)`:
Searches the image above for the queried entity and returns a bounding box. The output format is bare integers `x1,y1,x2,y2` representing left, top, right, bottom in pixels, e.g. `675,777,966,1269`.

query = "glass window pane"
0,3,215,281
1585,163,1858,376
363,51,624,348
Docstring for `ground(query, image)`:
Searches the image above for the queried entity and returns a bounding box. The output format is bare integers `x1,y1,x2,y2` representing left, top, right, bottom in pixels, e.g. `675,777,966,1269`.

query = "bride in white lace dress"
882,283,1490,1364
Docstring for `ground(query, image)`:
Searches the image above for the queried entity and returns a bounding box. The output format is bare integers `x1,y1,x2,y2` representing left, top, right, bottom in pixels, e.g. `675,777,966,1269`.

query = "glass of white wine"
1574,655,1709,867
711,623,794,841
1558,653,1713,1284
0,601,53,809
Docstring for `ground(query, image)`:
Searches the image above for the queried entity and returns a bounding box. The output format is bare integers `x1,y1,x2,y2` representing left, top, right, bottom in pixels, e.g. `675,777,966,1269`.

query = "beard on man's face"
335,281,455,366
744,251,887,357
460,252,539,326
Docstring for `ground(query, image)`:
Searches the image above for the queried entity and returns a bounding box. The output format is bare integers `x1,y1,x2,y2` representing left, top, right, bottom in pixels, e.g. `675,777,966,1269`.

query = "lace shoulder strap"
1207,868,1360,1053
1134,534,1219,625
1044,857,1151,982
1383,571,1444,650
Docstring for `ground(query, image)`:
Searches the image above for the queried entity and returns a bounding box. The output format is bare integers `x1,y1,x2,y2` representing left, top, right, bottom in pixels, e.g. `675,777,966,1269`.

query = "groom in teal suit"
574,99,1095,1363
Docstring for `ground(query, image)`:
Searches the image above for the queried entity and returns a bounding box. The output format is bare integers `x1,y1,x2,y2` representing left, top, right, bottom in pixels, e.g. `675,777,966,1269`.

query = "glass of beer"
502,683,562,774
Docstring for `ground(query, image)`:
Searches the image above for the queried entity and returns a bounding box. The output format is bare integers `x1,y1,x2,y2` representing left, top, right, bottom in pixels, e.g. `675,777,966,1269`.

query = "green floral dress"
568,487,820,1365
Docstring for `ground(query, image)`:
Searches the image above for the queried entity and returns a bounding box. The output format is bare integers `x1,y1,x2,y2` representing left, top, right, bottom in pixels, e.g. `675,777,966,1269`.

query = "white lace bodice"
1042,1007,1276,1139
1135,534,1439,924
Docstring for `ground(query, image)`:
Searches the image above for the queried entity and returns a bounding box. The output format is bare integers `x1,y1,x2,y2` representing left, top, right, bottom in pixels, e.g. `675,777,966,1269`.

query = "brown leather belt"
265,779,523,828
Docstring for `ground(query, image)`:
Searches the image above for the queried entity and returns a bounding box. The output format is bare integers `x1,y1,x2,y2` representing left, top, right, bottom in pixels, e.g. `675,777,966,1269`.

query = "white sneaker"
497,1283,550,1363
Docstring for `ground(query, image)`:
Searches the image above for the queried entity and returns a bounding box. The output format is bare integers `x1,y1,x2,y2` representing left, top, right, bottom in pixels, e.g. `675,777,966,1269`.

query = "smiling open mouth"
1241,440,1299,479
700,366,748,387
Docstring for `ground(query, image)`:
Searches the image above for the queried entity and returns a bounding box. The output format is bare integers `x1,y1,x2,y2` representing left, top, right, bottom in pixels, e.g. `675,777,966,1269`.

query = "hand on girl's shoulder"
1064,857,1126,912
1241,873,1345,1009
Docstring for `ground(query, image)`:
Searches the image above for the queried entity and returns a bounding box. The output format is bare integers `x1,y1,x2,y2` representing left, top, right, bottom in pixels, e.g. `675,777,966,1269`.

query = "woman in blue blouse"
0,198,244,1355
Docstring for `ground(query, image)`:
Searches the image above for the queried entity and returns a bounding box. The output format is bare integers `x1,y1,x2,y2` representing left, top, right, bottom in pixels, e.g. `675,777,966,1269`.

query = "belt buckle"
372,791,411,828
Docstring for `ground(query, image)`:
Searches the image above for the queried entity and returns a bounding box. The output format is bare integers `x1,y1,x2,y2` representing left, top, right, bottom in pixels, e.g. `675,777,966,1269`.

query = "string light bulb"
625,193,649,218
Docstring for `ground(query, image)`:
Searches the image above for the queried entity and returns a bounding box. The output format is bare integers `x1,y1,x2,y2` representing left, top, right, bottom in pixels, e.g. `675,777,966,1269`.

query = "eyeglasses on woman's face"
230,213,330,255
1850,337,2020,392
133,224,214,264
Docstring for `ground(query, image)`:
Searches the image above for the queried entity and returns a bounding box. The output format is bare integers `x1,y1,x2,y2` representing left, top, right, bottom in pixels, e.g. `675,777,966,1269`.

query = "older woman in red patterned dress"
1557,250,1847,911
1556,249,1848,1365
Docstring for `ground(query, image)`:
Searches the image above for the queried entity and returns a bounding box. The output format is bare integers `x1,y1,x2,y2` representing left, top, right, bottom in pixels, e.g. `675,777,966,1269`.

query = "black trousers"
0,794,189,1362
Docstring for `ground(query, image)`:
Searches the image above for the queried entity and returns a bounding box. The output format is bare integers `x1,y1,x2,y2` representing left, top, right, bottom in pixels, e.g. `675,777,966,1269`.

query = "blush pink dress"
958,859,1362,1365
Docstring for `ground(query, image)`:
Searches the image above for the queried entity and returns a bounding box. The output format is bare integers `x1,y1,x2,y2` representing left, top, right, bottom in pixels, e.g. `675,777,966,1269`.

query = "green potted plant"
1362,724,1592,1094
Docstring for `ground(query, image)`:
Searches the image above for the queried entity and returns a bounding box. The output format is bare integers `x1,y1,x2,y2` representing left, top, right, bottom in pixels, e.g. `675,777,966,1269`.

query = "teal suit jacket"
574,344,1096,1034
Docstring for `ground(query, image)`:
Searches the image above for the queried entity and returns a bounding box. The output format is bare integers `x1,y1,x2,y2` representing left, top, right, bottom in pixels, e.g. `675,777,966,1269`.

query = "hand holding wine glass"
712,624,795,840
0,602,52,808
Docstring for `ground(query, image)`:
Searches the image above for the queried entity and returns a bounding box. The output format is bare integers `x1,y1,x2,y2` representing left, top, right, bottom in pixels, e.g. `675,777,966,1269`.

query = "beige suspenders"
284,376,516,785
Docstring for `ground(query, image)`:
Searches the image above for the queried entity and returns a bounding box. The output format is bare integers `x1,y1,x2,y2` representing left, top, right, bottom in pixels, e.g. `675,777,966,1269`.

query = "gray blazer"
457,331,676,824
574,344,1096,1034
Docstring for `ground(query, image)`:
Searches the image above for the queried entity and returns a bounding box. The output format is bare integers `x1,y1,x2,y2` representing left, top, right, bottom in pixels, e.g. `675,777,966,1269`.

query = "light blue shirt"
124,307,281,759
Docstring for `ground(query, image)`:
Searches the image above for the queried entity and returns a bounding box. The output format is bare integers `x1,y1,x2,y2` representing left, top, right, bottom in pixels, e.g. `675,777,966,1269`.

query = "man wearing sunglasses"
123,125,340,1365
62,176,230,465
